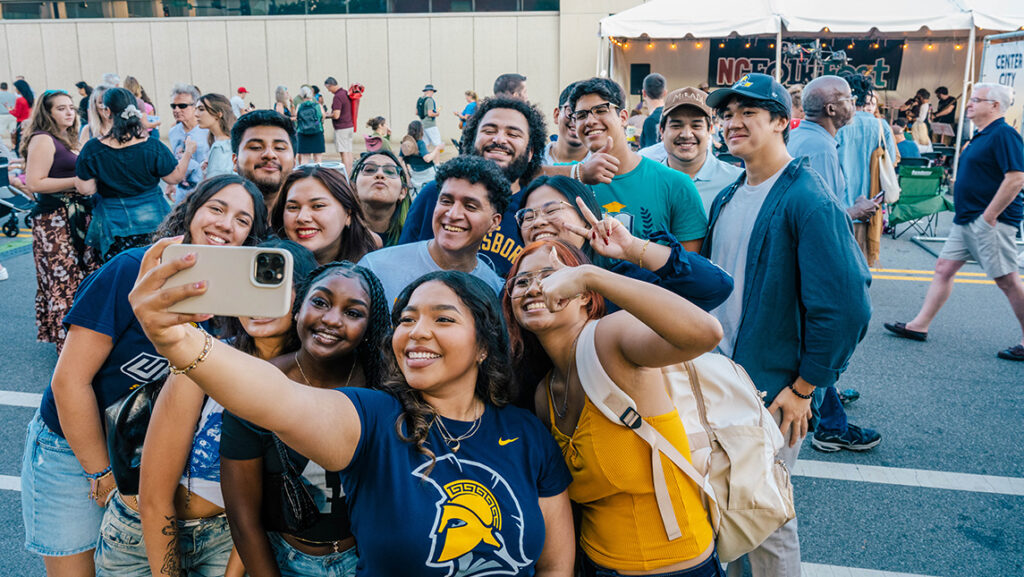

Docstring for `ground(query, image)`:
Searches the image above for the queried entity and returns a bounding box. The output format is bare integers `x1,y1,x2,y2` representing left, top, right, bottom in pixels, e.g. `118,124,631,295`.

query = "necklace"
295,352,356,389
548,331,582,420
433,403,483,453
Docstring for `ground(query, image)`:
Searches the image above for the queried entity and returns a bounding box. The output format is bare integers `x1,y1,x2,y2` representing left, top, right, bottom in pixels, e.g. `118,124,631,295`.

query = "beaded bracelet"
788,383,813,399
85,465,111,480
169,328,213,376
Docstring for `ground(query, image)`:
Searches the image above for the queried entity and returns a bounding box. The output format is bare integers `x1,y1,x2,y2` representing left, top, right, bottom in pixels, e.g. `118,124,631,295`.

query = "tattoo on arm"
160,515,183,577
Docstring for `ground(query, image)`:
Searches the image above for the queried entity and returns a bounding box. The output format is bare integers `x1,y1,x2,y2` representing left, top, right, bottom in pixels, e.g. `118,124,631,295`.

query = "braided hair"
292,261,390,388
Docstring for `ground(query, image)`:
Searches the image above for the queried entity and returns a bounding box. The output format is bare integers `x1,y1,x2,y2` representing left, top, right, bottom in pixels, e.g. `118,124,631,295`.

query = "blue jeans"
269,532,359,577
583,551,726,577
816,386,849,435
21,410,105,556
95,490,233,576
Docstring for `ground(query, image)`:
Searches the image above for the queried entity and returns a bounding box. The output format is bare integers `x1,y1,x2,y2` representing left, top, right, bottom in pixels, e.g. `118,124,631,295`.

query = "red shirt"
789,118,802,130
8,97,30,123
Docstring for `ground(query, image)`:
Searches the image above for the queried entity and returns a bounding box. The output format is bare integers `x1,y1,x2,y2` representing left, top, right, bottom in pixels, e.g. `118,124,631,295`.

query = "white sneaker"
0,266,7,281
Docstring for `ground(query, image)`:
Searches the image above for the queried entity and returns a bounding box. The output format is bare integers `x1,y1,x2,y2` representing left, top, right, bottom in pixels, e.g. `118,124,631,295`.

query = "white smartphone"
163,244,294,318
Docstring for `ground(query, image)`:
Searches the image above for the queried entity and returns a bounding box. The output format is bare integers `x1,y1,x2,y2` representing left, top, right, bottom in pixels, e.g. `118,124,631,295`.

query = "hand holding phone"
163,245,293,318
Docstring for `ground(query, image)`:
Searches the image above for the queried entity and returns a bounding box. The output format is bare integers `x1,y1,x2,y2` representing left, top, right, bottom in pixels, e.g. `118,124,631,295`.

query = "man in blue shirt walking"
886,83,1024,361
788,76,882,454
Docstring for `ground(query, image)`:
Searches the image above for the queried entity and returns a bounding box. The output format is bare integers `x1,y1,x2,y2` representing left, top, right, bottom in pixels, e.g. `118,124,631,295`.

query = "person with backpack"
417,84,442,150
295,86,325,165
364,116,392,154
502,238,726,577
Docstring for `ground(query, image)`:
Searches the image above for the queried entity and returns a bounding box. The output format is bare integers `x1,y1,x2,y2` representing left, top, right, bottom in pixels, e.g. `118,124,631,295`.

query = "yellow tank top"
548,390,714,571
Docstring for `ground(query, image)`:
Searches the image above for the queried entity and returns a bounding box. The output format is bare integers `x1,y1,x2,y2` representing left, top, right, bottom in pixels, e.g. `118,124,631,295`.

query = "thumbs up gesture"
579,137,620,185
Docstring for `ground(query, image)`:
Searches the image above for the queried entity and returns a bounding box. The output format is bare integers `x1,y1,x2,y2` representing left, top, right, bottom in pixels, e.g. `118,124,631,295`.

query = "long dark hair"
103,87,147,144
351,150,411,247
518,175,611,267
13,79,34,108
152,174,269,244
292,261,391,388
222,239,319,358
271,165,379,263
384,271,514,475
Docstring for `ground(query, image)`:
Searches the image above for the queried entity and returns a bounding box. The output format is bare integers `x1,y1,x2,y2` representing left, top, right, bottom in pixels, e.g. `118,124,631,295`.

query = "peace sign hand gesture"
560,196,639,262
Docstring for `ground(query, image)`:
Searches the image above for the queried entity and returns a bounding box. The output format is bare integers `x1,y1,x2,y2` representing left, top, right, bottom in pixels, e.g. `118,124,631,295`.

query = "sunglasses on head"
170,103,193,110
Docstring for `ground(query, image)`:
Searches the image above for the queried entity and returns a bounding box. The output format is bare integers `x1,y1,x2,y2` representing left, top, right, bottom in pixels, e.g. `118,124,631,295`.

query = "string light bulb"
926,42,934,50
769,43,775,49
745,41,751,48
954,43,962,50
670,42,677,49
719,42,725,48
695,41,703,49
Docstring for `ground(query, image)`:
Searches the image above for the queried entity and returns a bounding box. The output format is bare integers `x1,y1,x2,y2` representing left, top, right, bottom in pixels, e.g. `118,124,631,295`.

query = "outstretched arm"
128,238,362,471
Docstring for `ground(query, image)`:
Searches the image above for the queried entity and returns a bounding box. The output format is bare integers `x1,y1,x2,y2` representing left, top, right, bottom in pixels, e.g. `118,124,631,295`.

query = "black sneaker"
811,424,882,453
997,344,1024,361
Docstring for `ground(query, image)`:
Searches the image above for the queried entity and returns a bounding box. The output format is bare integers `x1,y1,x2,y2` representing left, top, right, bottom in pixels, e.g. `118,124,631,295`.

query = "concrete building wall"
0,12,567,141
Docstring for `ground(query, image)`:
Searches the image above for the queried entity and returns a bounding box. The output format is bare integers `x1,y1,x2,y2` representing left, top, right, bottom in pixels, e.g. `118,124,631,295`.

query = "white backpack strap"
574,321,719,540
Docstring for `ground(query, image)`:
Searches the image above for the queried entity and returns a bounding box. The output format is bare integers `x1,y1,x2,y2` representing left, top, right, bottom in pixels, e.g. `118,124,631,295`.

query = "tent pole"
952,24,976,180
608,36,615,80
775,24,783,82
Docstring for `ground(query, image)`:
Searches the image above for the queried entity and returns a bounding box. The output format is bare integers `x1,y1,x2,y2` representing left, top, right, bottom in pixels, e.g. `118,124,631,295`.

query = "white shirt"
230,95,246,118
709,165,787,357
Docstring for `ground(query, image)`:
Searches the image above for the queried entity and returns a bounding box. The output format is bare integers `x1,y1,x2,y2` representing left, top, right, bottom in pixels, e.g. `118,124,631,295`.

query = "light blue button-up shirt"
168,122,210,203
642,141,743,214
788,119,845,202
836,111,896,209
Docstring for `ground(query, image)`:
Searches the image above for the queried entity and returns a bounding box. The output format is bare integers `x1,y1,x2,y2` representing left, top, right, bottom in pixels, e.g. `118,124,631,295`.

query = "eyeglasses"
360,163,401,179
170,103,193,110
968,97,995,104
515,200,574,227
571,102,618,123
506,267,556,298
832,96,856,104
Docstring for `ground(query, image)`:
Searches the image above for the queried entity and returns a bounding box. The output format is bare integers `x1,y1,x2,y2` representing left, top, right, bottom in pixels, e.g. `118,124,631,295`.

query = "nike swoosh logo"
498,437,519,446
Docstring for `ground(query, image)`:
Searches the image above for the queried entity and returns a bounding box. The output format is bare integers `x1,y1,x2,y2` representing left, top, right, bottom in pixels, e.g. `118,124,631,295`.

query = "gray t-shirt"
420,96,437,129
0,90,17,110
709,165,786,357
357,240,504,306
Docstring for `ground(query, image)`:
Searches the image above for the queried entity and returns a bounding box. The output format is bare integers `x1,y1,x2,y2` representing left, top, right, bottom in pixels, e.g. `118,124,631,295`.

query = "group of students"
20,70,876,577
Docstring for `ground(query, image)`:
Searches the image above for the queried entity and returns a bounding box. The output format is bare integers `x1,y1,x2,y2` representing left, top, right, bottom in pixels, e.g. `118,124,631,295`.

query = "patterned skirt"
32,206,99,352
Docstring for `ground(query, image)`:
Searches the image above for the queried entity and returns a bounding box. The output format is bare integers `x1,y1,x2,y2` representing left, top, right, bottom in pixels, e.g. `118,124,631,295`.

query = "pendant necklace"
433,404,483,453
295,352,356,389
549,331,581,420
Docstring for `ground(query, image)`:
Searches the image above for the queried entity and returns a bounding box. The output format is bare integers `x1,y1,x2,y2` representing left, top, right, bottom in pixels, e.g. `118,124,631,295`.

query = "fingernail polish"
193,281,205,289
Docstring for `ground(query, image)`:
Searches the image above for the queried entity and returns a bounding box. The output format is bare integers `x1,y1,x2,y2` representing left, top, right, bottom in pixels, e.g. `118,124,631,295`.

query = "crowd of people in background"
1,60,1021,577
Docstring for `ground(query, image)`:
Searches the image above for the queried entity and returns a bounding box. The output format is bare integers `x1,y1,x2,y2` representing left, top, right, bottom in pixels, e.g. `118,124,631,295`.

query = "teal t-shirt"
591,156,708,242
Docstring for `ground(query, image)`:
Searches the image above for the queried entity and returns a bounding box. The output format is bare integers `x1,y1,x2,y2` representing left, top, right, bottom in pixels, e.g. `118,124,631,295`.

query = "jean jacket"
701,157,872,405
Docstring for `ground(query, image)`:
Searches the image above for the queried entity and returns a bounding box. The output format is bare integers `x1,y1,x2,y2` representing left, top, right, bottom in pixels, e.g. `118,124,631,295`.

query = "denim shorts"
583,550,727,577
95,490,233,577
21,410,105,556
269,532,359,577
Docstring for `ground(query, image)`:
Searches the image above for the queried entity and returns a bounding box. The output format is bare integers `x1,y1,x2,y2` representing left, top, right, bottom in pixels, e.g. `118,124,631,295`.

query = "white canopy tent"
599,0,1024,175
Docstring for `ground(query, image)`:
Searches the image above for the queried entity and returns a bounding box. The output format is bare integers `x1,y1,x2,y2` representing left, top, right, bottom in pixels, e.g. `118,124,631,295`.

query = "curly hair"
271,164,379,263
434,155,512,216
291,261,391,389
152,174,269,245
351,150,411,247
222,239,319,358
458,96,547,186
840,72,875,108
383,271,514,476
20,90,79,157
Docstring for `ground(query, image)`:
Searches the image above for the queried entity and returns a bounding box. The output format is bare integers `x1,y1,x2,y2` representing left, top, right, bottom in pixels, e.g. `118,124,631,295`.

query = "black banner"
708,38,904,89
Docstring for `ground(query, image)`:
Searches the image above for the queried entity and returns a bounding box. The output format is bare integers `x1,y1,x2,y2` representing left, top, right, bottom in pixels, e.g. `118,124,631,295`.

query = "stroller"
1,156,36,237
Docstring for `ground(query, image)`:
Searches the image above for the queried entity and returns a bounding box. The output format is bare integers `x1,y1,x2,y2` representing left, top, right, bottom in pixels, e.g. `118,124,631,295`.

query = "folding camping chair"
898,157,930,168
888,165,953,239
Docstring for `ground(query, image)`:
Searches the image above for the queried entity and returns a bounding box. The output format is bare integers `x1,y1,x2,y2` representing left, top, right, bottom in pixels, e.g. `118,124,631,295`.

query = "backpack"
575,321,795,563
416,96,428,120
295,101,323,135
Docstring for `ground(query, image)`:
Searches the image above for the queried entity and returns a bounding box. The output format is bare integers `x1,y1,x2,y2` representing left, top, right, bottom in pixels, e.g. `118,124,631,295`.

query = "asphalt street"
0,211,1021,576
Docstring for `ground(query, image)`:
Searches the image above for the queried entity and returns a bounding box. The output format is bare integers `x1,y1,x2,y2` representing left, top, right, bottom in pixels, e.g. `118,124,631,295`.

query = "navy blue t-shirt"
398,180,524,277
954,117,1024,226
339,388,571,577
39,247,170,437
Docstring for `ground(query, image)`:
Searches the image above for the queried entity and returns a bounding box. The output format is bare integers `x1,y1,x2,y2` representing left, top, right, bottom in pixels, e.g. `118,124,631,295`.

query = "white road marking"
0,475,20,492
794,460,1024,496
0,391,41,408
802,563,939,577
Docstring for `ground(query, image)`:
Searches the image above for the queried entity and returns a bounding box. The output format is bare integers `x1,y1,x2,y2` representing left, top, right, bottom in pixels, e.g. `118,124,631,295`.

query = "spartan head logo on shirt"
413,454,530,577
